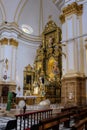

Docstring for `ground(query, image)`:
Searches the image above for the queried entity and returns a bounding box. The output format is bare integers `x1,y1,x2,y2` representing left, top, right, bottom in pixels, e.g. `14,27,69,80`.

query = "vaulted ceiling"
0,0,62,38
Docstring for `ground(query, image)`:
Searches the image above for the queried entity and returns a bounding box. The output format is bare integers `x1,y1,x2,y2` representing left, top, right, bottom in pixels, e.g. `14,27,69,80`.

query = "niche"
23,64,34,95
26,75,32,84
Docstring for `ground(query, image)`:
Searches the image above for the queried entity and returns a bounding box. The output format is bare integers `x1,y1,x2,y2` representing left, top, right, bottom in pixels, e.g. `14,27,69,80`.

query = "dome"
0,0,62,39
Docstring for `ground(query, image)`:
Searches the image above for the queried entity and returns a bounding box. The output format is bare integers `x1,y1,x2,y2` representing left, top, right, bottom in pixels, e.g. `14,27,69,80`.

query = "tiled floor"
0,116,15,130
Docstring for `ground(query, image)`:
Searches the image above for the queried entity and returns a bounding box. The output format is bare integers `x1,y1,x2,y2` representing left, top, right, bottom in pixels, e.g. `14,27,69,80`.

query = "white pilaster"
0,38,18,83
61,2,83,77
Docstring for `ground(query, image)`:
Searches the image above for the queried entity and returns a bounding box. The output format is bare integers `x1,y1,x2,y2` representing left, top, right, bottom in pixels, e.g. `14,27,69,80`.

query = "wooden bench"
61,106,78,113
71,118,87,130
15,109,52,130
56,111,72,128
30,111,71,130
39,116,60,130
31,117,69,130
71,107,87,122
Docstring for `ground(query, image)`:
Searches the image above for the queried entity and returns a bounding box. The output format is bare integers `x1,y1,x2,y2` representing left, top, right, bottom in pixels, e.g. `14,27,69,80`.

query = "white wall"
16,40,39,95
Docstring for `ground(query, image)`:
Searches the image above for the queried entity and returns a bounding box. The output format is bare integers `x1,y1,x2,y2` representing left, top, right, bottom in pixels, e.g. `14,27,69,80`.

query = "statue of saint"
48,36,54,47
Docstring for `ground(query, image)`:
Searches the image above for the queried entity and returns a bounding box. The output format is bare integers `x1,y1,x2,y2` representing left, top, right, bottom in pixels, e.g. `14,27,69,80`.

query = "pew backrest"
15,109,52,130
71,118,87,130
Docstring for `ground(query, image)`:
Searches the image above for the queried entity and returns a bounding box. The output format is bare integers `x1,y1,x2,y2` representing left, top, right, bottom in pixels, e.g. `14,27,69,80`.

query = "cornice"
0,22,42,43
0,81,16,85
60,2,83,24
62,2,83,16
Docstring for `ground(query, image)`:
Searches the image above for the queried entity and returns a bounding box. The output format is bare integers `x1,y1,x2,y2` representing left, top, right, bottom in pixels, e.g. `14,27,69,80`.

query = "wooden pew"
30,111,71,130
16,105,87,130
15,109,52,130
71,107,87,122
39,116,60,130
30,116,69,130
71,118,87,130
61,106,78,113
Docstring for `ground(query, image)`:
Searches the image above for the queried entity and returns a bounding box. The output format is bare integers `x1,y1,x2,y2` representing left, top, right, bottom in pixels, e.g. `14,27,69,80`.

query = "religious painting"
45,32,56,49
47,57,57,80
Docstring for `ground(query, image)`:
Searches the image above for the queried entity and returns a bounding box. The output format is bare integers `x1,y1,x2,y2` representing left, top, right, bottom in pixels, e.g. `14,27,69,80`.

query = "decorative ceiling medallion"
21,24,33,34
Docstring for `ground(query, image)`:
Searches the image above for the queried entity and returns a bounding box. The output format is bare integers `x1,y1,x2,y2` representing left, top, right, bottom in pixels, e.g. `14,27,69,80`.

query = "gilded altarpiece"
23,64,34,96
34,20,62,103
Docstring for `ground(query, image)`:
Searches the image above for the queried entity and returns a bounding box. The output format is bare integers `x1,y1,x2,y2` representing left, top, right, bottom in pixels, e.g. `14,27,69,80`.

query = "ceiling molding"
0,0,6,21
14,0,28,23
0,22,42,43
53,0,65,9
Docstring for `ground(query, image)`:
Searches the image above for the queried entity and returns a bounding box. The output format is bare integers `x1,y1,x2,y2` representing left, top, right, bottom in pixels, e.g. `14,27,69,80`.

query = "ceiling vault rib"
0,0,6,21
14,0,28,24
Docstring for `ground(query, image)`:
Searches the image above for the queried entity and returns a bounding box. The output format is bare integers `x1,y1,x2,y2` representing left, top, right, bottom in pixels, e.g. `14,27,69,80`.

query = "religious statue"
33,81,40,95
3,58,8,80
48,36,54,47
52,61,59,75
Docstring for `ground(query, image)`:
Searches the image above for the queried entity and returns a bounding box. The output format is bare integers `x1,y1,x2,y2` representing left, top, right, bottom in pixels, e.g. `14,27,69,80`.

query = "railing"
15,109,52,130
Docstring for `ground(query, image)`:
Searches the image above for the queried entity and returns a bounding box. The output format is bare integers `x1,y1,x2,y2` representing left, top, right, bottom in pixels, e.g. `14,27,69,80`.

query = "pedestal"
61,76,86,106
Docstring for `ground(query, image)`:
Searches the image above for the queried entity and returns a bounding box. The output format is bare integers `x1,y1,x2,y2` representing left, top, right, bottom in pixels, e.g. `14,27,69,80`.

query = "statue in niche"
52,61,59,75
48,36,55,47
37,73,45,96
33,81,40,95
17,86,21,97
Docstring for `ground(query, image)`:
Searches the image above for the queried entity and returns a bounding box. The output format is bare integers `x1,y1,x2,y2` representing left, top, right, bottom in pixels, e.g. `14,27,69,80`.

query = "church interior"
0,0,87,129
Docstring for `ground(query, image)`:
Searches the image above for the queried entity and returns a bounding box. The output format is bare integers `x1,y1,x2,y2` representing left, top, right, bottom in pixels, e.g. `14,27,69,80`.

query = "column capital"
0,38,18,47
63,2,83,16
60,2,83,23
